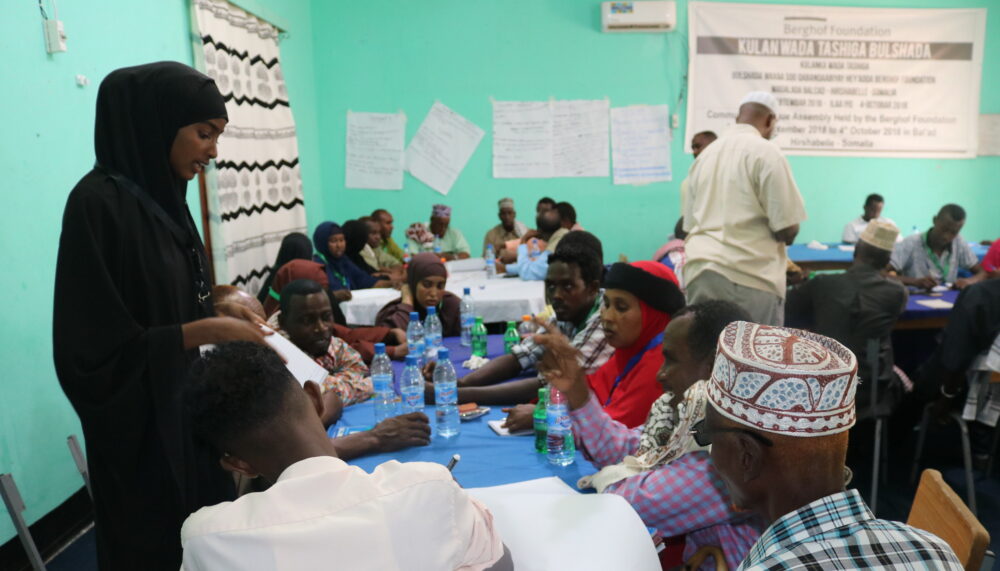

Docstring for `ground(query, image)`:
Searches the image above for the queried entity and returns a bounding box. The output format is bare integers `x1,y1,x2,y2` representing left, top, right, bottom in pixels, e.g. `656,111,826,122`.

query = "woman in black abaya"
53,62,265,570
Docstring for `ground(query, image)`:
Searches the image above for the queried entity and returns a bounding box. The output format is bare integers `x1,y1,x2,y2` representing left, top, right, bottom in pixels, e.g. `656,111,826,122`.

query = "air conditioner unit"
601,1,676,33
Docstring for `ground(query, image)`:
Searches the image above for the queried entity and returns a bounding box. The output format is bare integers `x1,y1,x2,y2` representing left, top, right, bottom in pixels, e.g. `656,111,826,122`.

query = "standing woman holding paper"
53,62,266,570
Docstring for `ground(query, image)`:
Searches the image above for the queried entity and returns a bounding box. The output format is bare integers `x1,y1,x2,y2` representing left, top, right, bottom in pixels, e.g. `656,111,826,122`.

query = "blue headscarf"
312,221,376,291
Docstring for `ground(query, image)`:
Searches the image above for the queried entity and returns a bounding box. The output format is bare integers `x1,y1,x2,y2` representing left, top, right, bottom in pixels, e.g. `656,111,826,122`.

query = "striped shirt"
510,296,612,377
740,489,962,570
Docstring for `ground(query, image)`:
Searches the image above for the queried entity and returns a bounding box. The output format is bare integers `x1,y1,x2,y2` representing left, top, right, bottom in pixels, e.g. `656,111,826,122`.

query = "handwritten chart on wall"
492,99,610,178
686,3,986,158
345,111,406,190
493,101,553,178
405,102,485,195
610,105,672,185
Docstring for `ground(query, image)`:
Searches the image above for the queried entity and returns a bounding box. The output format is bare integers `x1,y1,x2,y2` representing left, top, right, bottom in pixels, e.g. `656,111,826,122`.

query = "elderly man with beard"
699,321,962,569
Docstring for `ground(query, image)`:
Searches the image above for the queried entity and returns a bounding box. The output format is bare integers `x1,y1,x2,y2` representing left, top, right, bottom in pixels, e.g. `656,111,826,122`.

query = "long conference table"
339,258,546,326
327,334,597,489
788,241,989,271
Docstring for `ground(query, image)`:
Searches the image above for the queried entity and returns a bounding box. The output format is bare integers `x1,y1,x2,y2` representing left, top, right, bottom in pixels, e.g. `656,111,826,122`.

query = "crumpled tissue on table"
463,355,490,370
806,240,829,250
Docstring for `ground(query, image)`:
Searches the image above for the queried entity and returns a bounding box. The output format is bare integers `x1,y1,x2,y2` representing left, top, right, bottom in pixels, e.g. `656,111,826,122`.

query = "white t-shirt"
682,124,806,298
842,215,899,244
181,456,503,570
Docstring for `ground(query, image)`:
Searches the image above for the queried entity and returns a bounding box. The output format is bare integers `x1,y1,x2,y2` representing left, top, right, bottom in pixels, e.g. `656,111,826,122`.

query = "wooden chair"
907,469,990,570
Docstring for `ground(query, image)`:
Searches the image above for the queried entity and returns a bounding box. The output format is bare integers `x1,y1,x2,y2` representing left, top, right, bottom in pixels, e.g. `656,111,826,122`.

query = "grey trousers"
686,270,785,326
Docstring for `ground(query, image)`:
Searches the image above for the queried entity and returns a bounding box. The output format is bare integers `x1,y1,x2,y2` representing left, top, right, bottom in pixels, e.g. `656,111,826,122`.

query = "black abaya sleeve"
53,171,232,570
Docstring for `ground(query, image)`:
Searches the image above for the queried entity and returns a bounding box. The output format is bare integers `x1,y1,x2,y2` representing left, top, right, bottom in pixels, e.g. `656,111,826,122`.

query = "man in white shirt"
842,193,899,244
682,91,806,326
181,342,506,571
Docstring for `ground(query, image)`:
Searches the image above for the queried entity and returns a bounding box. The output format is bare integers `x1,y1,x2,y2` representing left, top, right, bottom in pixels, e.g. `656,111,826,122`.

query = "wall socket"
44,20,67,53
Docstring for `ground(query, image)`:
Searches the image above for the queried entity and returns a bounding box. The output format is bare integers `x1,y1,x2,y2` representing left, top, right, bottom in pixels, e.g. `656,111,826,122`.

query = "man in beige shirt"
682,92,806,325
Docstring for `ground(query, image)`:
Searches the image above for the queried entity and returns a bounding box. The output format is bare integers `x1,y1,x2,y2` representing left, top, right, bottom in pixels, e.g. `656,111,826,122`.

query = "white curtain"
192,0,308,294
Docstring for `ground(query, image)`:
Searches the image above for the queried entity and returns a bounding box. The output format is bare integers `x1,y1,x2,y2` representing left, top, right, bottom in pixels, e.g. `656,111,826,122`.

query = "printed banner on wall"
685,3,986,158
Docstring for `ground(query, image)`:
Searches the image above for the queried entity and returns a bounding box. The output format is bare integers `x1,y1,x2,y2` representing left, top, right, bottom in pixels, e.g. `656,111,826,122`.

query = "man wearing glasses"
699,321,962,570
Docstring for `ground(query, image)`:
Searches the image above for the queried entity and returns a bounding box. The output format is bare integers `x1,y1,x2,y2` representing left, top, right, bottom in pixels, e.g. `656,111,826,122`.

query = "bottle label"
403,389,423,409
435,384,456,403
547,406,572,431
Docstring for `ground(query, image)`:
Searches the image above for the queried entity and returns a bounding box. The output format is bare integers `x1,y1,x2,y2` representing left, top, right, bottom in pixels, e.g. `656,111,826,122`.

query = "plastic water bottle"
460,287,474,347
371,343,395,423
471,316,488,357
503,321,519,354
406,311,425,366
485,244,497,279
434,347,459,438
534,386,548,453
518,314,535,339
400,354,425,413
547,387,575,466
424,306,442,363
433,236,442,256
403,242,412,265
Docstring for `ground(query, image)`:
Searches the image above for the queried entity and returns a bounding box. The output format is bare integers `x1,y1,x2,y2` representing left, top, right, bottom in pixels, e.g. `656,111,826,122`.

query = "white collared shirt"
682,124,806,298
181,456,503,570
842,215,899,244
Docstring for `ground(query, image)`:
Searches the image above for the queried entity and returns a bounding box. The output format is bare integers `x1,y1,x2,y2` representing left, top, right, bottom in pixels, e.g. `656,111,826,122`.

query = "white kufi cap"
740,91,780,117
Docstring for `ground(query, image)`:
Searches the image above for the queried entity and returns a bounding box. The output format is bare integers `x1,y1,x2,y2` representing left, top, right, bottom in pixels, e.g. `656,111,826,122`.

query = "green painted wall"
0,0,321,546
311,0,998,260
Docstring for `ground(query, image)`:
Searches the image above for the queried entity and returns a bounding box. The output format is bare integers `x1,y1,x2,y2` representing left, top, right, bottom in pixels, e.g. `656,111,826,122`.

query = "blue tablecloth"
901,289,960,322
788,242,988,264
329,334,597,489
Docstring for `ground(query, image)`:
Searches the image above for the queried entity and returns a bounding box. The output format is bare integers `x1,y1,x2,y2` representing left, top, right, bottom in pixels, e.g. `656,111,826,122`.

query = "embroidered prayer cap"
706,321,859,437
739,91,779,118
431,204,452,218
498,197,515,210
859,220,899,252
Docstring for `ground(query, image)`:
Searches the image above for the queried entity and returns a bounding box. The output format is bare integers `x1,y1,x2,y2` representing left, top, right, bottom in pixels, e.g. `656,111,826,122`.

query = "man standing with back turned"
683,92,806,325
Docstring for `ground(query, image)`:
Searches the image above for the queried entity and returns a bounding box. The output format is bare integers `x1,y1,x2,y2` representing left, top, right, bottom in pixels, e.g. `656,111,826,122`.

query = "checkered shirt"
510,296,612,377
570,396,762,570
740,489,963,570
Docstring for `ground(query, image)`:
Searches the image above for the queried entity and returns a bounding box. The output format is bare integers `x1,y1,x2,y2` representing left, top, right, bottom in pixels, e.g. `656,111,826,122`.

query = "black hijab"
53,61,232,569
95,61,227,226
343,219,379,274
257,232,314,304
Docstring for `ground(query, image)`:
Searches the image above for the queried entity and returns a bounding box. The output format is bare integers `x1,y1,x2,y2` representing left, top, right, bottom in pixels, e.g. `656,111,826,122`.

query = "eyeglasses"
690,419,774,448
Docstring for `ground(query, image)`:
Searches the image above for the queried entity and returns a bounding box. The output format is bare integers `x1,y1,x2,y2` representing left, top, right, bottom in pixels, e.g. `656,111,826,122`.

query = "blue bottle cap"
438,347,449,360
405,355,418,366
409,311,419,320
426,306,436,315
374,342,386,353
464,287,471,295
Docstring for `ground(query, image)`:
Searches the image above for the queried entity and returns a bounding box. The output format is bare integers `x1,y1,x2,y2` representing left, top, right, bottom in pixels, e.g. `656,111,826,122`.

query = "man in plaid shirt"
538,301,761,569
702,321,962,570
450,232,614,414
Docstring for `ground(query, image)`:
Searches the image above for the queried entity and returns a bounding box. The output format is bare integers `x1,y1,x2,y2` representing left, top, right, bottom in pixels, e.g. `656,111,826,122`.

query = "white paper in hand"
262,326,329,387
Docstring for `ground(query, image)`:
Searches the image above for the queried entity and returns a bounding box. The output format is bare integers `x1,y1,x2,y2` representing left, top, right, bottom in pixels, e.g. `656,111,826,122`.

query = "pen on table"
446,454,461,472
